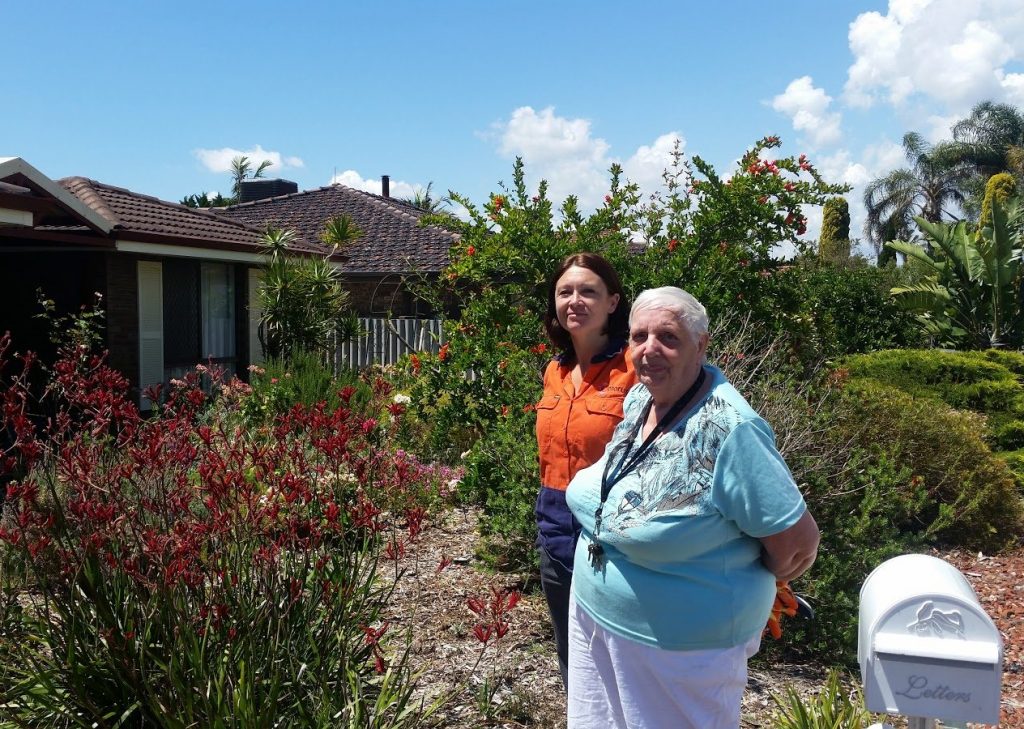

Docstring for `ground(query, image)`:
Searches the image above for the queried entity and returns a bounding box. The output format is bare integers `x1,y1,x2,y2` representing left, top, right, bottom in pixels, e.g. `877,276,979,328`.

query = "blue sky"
5,0,1024,247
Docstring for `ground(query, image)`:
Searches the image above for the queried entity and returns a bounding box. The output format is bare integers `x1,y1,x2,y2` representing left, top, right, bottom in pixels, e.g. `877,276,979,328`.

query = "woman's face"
554,265,620,342
629,307,708,403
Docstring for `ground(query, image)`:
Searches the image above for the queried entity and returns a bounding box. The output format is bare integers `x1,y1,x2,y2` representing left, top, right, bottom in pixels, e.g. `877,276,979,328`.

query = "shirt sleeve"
711,419,806,538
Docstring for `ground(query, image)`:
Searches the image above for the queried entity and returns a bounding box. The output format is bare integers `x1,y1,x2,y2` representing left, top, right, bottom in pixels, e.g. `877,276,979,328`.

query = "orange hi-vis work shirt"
537,347,636,490
535,342,637,569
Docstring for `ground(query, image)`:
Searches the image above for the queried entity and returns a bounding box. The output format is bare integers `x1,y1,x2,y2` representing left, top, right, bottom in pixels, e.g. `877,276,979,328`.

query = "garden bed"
387,507,1024,728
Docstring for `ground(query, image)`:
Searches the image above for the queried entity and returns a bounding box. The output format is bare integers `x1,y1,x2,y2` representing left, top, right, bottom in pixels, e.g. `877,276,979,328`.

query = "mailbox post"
859,554,1003,727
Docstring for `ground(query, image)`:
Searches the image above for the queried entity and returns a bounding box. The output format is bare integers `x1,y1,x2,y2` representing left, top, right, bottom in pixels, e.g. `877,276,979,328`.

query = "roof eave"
0,158,114,235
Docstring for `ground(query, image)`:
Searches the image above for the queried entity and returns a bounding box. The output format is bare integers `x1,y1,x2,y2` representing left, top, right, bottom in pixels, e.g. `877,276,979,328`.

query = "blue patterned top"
566,365,806,650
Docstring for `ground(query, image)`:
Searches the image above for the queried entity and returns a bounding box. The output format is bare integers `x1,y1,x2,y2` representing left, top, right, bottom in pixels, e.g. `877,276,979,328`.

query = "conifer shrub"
995,420,1024,450
980,172,1018,228
999,450,1024,492
818,197,852,262
833,377,1022,550
841,348,1024,438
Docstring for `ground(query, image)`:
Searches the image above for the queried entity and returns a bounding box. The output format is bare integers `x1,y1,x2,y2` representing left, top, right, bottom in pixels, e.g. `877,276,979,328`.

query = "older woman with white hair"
565,286,819,729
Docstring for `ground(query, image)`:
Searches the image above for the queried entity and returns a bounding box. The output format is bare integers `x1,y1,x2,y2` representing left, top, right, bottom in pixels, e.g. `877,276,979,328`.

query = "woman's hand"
759,510,820,582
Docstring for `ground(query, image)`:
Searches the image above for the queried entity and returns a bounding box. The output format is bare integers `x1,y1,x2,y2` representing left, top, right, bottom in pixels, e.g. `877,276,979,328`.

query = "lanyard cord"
588,367,707,565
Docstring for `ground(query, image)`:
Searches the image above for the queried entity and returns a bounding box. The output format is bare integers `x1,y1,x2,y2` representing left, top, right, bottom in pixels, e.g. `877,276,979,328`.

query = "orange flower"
438,343,450,361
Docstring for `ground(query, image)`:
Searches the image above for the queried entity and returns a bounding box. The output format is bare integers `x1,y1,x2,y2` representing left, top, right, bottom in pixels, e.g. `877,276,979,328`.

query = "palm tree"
947,101,1024,216
257,227,354,360
403,182,450,213
863,132,972,253
951,101,1024,178
231,155,273,200
320,214,362,251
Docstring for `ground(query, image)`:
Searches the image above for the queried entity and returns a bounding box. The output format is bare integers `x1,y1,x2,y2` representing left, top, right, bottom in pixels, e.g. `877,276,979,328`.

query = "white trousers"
567,596,759,729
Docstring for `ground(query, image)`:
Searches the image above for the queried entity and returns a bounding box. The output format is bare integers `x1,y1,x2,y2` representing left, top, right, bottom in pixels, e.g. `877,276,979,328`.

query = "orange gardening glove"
764,580,799,640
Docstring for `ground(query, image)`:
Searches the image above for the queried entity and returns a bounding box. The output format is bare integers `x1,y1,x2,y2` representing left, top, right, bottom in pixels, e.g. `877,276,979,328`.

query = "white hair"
629,287,708,343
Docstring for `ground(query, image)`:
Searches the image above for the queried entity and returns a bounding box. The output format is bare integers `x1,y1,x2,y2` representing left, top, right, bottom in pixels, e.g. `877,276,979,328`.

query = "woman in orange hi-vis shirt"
535,253,637,689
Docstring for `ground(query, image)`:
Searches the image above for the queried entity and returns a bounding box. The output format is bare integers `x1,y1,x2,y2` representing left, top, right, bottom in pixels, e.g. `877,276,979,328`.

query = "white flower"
393,393,411,405
460,450,472,460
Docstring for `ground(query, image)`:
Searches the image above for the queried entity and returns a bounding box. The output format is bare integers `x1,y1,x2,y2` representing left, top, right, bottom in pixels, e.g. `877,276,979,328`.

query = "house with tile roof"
1,158,457,406
217,181,457,317
0,157,331,408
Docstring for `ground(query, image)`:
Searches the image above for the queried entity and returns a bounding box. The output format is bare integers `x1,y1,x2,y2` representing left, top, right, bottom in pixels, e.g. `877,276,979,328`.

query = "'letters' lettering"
895,675,971,703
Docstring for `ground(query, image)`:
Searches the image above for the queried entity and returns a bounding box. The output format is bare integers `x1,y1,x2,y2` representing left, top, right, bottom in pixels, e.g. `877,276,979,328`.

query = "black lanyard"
587,367,707,568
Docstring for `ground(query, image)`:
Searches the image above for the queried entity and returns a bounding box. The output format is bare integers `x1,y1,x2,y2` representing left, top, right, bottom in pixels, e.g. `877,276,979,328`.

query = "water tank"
238,179,298,203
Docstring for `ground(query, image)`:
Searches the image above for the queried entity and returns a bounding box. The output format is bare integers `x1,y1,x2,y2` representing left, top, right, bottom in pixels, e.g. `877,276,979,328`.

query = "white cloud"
819,150,872,188
923,113,959,142
493,105,611,208
491,106,687,209
1001,71,1024,106
328,170,418,200
193,144,305,174
621,132,686,196
844,0,1024,111
772,76,843,148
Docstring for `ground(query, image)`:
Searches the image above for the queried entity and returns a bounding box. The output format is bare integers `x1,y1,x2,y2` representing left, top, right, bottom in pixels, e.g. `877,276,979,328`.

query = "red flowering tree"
397,138,844,566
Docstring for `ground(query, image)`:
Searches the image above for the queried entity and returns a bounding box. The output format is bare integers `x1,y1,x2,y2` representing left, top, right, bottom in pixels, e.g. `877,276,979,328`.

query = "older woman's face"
629,307,708,402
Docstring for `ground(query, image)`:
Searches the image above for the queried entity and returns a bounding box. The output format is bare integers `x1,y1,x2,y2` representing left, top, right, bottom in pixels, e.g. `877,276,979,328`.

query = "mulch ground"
385,507,1024,728
946,548,1024,727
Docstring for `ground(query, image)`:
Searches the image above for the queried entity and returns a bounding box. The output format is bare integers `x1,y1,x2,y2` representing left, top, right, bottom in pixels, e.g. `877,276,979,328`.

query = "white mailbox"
859,554,1003,726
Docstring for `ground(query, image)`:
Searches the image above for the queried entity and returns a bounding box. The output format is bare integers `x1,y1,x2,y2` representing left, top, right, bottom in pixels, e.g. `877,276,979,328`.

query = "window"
162,260,237,381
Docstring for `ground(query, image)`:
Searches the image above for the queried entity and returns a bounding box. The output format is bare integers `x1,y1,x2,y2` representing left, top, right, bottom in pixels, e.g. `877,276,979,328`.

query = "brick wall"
104,254,139,395
343,276,435,317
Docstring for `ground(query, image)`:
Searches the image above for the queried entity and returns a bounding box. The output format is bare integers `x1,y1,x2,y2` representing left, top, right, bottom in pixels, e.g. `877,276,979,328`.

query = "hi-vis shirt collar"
555,337,628,366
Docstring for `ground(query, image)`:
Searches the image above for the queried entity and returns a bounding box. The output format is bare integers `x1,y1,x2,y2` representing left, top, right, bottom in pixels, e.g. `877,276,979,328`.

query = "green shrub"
793,455,929,659
766,259,922,362
998,449,1024,492
996,419,1024,450
766,354,1024,662
461,408,542,570
243,350,370,422
834,378,1022,550
842,348,1024,439
982,348,1024,375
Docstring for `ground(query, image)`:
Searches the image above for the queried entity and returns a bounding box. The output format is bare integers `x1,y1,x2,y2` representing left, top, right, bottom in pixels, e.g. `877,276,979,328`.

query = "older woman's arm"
759,510,820,582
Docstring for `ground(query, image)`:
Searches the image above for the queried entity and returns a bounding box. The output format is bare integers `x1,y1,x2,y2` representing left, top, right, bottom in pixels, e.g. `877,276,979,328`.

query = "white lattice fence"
335,318,445,370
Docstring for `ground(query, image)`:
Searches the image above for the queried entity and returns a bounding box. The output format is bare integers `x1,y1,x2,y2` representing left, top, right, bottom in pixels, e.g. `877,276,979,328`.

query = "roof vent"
238,178,299,203
381,175,390,198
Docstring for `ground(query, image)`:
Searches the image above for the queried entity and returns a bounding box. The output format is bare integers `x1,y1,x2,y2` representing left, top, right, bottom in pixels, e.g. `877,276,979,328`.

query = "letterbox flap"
874,633,1000,665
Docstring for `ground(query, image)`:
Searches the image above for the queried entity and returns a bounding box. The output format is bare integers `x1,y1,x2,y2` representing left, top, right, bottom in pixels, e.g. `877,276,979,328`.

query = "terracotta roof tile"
218,184,456,274
56,177,325,255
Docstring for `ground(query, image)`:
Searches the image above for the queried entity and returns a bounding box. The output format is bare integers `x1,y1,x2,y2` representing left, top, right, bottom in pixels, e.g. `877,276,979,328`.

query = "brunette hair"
544,252,629,360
